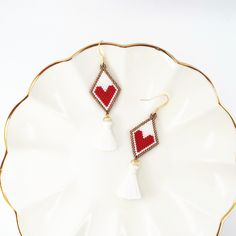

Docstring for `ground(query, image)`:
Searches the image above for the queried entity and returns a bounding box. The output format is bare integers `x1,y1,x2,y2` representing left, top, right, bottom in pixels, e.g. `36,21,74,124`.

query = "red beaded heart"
134,130,155,153
94,85,116,107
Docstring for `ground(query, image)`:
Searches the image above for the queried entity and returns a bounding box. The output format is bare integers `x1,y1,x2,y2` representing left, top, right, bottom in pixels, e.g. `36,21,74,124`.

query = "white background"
0,0,235,235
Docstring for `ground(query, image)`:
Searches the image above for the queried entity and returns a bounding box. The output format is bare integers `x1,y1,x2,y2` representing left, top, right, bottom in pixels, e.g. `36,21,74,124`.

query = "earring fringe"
96,114,117,151
117,159,141,200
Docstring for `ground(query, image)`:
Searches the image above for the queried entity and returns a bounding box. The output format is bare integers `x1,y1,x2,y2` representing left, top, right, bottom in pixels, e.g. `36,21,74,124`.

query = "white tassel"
117,160,141,200
96,114,117,151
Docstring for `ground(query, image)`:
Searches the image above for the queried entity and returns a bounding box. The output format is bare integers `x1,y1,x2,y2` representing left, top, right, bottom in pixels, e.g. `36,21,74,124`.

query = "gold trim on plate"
0,42,235,236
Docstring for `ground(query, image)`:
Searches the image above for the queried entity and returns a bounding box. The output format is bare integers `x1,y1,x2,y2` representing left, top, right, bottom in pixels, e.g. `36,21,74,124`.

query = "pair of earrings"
90,42,169,200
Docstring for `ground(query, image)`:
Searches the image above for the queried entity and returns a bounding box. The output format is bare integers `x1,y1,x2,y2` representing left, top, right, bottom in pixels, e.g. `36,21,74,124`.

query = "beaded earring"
90,42,121,151
117,94,169,199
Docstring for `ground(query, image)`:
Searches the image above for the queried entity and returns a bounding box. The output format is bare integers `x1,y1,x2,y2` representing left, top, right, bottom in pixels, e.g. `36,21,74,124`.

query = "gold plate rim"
0,42,235,236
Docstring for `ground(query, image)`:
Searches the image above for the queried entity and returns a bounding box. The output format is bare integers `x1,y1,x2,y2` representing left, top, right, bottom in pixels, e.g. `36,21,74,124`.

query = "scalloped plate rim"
0,41,235,236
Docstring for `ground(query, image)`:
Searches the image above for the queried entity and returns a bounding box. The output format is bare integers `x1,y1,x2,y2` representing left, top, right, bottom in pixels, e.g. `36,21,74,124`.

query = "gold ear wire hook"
140,93,170,115
97,40,105,65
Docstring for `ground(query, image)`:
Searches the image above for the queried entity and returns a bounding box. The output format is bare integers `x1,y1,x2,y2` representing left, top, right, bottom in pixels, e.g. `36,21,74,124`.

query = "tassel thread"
117,159,141,200
96,114,117,151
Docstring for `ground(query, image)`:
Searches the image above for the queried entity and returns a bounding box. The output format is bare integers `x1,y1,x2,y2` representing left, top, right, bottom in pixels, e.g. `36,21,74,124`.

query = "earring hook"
140,93,170,115
97,40,105,65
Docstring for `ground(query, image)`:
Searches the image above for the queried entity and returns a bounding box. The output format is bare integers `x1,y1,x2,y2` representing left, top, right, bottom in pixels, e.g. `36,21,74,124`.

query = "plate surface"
1,42,236,236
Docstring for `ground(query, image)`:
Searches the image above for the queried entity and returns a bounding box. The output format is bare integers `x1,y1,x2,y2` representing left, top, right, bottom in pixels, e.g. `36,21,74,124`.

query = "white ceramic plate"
1,42,236,236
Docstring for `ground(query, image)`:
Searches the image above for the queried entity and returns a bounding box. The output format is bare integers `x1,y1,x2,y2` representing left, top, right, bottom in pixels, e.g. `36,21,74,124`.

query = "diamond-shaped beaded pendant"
130,113,159,159
90,63,121,113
